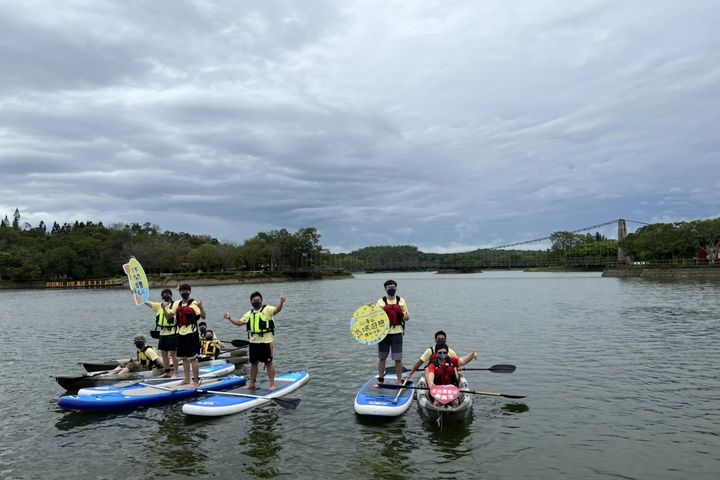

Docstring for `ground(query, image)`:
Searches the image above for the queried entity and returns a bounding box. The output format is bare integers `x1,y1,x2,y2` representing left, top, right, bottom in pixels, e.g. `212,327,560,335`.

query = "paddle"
379,383,525,399
387,364,516,375
230,339,250,348
392,377,412,404
197,389,301,410
459,364,516,373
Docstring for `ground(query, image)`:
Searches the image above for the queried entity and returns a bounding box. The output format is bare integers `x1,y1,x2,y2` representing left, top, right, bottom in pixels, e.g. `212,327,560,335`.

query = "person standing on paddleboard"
223,291,285,391
168,283,206,387
376,279,409,386
145,288,180,378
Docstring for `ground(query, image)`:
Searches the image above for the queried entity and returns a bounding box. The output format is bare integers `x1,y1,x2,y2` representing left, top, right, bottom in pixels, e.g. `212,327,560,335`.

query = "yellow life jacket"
201,339,221,358
156,301,177,328
136,346,157,369
246,306,274,336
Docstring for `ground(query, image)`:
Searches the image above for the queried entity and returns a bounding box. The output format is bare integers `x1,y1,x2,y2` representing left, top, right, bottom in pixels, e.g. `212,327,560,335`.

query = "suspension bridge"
322,218,650,272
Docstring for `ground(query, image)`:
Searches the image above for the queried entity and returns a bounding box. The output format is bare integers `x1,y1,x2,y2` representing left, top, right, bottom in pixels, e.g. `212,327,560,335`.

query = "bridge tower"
617,218,628,263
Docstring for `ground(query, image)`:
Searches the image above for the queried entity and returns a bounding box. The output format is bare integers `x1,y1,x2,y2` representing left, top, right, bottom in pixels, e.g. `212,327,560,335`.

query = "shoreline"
0,271,353,290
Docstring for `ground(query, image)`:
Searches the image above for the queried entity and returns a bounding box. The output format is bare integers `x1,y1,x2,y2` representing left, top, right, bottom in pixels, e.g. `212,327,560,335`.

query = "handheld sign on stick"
350,305,390,345
122,257,149,305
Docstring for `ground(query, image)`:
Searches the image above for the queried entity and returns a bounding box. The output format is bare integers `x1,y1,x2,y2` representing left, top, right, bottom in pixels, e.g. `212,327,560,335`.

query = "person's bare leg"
267,362,276,391
180,358,191,384
170,351,179,378
246,363,258,389
188,358,200,387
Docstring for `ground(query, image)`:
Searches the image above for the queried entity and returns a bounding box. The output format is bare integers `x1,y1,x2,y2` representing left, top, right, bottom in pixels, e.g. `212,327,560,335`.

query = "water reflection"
423,411,474,463
155,409,210,476
349,416,419,480
54,408,127,432
238,409,282,479
502,403,529,414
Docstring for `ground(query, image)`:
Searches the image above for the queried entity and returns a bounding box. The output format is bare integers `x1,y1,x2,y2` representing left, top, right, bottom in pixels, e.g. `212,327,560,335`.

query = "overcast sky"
1,0,718,252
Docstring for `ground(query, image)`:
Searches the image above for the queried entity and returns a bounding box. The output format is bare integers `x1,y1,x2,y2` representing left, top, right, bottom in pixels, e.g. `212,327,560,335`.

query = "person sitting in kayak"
425,343,478,407
199,321,219,341
405,330,458,380
110,335,165,374
224,290,285,391
199,329,225,359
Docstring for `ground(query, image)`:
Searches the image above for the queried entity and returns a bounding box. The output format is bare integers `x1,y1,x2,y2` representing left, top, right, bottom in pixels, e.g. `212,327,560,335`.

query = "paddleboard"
350,305,389,345
57,375,246,412
122,257,149,305
354,373,413,417
74,362,235,395
182,370,310,417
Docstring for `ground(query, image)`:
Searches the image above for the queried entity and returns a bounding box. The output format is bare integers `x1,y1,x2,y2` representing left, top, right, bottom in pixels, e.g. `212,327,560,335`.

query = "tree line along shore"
1,209,719,286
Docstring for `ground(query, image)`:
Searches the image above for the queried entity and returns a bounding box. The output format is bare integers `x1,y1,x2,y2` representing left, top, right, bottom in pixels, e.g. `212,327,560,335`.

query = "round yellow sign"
351,305,390,345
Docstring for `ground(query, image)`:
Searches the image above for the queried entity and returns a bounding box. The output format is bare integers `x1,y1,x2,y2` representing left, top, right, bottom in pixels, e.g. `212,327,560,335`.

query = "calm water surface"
0,272,718,479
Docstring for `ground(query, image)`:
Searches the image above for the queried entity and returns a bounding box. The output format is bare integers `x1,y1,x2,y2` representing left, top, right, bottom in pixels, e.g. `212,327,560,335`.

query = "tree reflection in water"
238,409,282,479
156,410,210,476
349,416,419,480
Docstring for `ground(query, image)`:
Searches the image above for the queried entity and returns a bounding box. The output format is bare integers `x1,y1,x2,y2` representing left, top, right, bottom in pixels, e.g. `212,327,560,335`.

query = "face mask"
199,327,206,334
180,292,190,300
135,342,144,349
386,288,396,296
251,300,262,309
162,295,171,302
205,335,213,341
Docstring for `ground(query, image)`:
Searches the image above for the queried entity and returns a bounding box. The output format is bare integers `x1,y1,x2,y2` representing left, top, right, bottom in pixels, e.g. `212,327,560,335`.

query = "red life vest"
176,299,199,326
382,296,404,327
430,355,458,386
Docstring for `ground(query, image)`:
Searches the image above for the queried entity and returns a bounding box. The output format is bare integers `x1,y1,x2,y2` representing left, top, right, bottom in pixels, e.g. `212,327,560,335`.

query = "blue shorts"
378,333,403,361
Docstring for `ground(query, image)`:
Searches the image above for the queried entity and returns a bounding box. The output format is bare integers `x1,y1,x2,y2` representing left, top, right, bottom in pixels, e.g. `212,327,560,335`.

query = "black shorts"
177,332,200,359
249,343,273,364
158,333,179,352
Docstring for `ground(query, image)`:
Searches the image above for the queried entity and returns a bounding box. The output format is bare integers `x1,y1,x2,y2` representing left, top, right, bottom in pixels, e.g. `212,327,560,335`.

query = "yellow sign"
122,257,149,305
351,305,389,345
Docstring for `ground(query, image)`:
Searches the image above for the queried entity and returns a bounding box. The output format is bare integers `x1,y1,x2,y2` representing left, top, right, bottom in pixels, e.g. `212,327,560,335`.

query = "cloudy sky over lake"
1,0,718,252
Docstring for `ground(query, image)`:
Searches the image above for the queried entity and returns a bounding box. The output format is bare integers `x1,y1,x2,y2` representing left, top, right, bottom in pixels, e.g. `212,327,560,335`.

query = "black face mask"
135,342,144,349
162,295,172,302
180,292,190,300
251,300,262,309
386,288,397,296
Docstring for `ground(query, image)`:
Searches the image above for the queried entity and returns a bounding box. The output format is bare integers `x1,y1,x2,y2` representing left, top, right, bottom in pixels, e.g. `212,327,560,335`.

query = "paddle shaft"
199,389,300,409
381,383,525,399
421,364,516,373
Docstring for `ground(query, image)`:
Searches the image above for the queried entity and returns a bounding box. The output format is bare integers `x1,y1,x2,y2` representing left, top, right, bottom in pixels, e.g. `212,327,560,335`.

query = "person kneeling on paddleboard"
424,343,477,407
224,291,285,391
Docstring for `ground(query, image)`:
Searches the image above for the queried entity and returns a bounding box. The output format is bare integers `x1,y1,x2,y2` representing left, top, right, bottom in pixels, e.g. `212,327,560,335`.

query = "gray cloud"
1,0,719,252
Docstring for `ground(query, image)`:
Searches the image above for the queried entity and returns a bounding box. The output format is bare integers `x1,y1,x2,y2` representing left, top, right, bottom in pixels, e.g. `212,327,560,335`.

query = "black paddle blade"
488,364,516,373
461,364,516,373
273,397,301,409
231,339,250,348
149,330,160,339
500,394,526,399
384,366,410,375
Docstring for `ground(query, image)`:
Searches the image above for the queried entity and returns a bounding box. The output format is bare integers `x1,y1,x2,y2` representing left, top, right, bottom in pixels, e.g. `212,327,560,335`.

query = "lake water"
0,271,718,479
